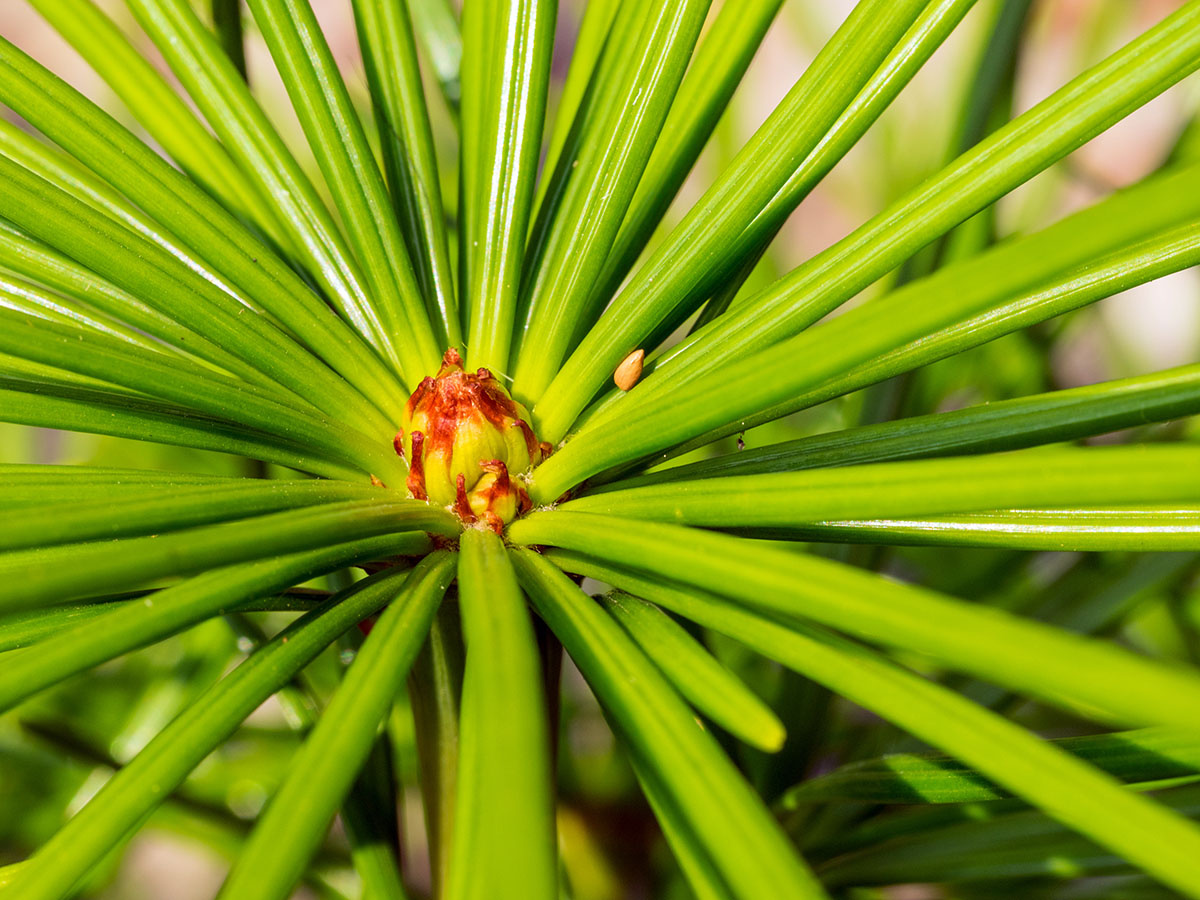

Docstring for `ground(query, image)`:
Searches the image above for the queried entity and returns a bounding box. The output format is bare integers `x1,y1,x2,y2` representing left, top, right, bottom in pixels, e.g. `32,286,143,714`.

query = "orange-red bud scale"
395,349,548,532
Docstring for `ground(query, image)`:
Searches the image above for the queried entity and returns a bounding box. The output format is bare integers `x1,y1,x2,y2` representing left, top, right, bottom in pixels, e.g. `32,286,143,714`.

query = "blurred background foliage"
3,1,1200,898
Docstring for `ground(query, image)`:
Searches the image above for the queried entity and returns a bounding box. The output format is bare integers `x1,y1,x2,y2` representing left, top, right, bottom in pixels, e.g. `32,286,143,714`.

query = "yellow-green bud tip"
395,349,550,532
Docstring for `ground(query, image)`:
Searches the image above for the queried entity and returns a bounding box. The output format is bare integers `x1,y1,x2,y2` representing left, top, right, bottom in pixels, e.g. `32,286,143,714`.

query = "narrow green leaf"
0,378,364,481
600,592,785,752
245,0,443,383
0,603,142,654
809,800,1029,860
455,0,487,316
792,508,1200,552
0,152,394,440
343,737,409,900
607,1,1200,423
125,0,414,387
0,116,231,284
353,0,459,349
511,0,712,402
0,118,257,316
0,479,391,551
0,499,446,613
539,1,1200,443
509,512,1200,732
459,0,555,375
27,0,286,248
0,223,267,384
0,476,237,500
780,727,1200,806
531,0,937,440
599,362,1200,489
694,0,1013,332
0,464,237,488
532,0,620,219
0,308,394,478
445,532,556,900
408,601,466,897
0,468,242,504
211,0,248,80
631,756,736,900
217,553,454,900
0,535,422,715
3,564,420,900
671,226,1200,471
547,554,1200,899
511,549,828,900
903,0,1031,272
539,165,1200,496
1017,553,1198,642
1171,104,1200,167
0,354,117,392
817,787,1200,887
0,36,408,422
409,0,462,115
0,303,292,415
0,271,164,352
0,588,331,653
566,446,1200,528
588,0,785,318
520,1,642,313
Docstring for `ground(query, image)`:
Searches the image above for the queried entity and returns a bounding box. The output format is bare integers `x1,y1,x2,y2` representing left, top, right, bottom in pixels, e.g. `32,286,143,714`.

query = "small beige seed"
614,349,645,391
